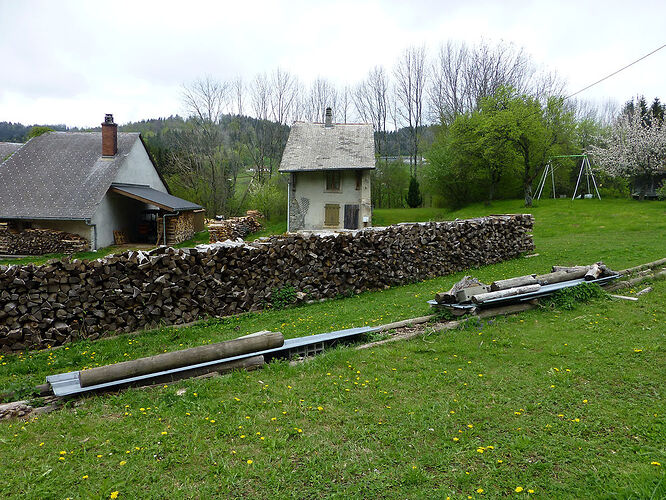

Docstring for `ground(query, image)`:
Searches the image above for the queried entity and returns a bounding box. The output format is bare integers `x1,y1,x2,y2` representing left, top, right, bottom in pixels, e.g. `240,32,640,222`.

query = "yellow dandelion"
515,486,523,493
119,460,126,466
161,431,167,435
528,490,535,494
82,475,88,479
110,492,119,499
651,461,661,466
247,459,253,465
477,488,484,494
453,437,459,442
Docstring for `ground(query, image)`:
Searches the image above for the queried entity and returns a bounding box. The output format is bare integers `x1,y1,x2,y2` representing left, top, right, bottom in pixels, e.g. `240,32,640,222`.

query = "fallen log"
78,331,283,387
585,264,603,281
471,284,541,304
536,268,589,285
604,270,666,292
635,287,653,296
137,355,264,386
618,258,666,276
490,274,537,291
551,265,591,273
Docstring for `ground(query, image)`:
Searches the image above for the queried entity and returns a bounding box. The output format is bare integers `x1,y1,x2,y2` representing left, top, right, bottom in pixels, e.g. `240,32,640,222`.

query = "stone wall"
0,215,533,351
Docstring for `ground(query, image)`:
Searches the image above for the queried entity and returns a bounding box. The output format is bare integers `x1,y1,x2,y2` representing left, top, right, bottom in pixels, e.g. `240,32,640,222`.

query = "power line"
566,43,666,100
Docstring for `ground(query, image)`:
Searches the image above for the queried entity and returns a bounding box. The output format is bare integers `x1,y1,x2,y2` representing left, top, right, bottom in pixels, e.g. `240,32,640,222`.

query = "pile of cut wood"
0,225,89,256
208,211,263,242
435,263,615,308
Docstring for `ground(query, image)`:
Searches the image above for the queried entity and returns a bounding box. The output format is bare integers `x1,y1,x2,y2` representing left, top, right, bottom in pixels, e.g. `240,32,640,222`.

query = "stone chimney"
101,113,118,157
324,107,333,128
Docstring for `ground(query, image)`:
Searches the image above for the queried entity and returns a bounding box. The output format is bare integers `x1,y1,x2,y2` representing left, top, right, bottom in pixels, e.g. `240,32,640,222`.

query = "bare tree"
394,45,428,174
231,76,245,116
339,85,352,123
428,41,469,123
429,40,564,125
354,66,389,157
305,77,338,122
177,77,232,216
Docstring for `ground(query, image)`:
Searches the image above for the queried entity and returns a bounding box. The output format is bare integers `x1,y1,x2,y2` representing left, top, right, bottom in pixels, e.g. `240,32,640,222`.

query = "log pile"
208,211,264,242
434,261,617,308
157,211,195,245
0,214,533,351
0,225,89,256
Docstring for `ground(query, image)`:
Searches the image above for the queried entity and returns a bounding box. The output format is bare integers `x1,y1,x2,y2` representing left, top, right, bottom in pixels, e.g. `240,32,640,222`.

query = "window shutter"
324,204,339,226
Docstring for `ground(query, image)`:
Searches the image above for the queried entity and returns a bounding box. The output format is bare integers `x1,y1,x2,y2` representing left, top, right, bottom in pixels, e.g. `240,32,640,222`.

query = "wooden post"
79,331,283,387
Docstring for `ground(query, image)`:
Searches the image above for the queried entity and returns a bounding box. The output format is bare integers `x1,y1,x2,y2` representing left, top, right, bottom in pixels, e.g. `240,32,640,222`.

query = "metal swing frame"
535,154,601,200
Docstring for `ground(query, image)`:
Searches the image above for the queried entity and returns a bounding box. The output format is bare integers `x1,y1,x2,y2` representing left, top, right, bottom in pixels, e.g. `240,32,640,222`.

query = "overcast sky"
1,0,664,127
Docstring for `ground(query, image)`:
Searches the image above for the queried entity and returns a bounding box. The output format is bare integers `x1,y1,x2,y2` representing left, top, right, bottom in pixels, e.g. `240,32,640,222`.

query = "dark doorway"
344,204,359,229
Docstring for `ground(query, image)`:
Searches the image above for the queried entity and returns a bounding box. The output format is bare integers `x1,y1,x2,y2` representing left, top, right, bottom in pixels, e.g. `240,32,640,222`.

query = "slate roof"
279,122,375,173
0,131,141,219
0,142,22,161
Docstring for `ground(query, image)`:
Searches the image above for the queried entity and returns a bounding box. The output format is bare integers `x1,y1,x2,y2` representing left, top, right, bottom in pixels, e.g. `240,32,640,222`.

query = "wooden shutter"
324,204,339,226
344,204,359,229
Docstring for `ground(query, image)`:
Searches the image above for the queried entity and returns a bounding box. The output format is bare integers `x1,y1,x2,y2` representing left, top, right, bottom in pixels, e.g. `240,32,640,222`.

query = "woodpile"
209,211,264,242
157,211,195,245
0,225,89,256
0,214,533,351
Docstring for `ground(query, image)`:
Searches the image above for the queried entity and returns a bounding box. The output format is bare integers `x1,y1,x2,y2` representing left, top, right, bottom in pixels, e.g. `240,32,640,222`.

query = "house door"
344,204,359,229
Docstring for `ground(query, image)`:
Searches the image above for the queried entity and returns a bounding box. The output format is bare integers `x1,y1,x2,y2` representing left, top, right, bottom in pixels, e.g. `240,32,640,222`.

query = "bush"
657,181,666,200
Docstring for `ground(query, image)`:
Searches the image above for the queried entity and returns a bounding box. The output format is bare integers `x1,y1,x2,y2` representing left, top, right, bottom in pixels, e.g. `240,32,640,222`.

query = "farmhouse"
279,108,375,231
0,115,202,254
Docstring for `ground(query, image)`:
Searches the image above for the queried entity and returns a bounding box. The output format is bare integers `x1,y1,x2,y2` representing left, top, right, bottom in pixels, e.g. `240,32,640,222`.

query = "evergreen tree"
406,176,423,208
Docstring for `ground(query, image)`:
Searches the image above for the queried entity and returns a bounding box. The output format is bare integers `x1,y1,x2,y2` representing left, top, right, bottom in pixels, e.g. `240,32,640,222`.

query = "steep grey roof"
0,142,22,161
0,131,140,220
279,122,375,173
111,183,202,211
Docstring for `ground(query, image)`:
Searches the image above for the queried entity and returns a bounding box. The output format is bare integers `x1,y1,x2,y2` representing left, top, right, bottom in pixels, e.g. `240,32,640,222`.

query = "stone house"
0,114,202,252
279,108,375,231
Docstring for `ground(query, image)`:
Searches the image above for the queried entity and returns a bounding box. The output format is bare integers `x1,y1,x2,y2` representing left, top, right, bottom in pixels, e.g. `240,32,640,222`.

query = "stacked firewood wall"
0,224,89,256
0,215,533,351
157,211,195,245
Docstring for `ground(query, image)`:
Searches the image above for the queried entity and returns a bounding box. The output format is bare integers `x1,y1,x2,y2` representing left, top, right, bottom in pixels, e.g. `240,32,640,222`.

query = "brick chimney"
101,113,117,156
325,107,333,128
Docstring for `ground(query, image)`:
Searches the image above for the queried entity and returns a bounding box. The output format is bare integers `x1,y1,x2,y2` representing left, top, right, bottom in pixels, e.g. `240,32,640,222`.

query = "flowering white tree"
588,107,666,198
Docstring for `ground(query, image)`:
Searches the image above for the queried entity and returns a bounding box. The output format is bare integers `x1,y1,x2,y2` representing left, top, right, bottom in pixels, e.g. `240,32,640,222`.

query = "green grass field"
0,199,664,499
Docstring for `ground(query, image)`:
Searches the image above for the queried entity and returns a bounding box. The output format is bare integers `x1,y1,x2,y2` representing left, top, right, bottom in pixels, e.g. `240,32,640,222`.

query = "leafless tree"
428,41,468,123
176,77,232,216
429,40,566,124
354,66,389,157
339,85,352,123
305,77,338,122
394,45,428,174
231,76,245,116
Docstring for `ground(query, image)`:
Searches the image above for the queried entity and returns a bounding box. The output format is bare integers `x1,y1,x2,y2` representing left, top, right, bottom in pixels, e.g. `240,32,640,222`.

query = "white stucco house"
0,114,202,251
279,108,375,232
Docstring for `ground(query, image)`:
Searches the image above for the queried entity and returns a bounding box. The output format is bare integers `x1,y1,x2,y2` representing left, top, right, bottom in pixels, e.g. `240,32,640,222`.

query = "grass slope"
0,199,664,498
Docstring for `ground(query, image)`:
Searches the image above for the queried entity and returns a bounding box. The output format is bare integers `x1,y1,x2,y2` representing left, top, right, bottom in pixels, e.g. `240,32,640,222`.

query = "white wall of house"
113,140,168,191
289,170,372,231
91,140,167,249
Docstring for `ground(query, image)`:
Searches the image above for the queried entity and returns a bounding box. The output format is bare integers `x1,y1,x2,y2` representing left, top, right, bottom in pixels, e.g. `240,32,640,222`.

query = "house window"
324,204,340,226
325,171,341,192
355,170,362,190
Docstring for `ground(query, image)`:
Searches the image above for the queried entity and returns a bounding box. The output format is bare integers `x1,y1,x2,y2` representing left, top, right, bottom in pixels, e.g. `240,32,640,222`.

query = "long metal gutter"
47,325,377,397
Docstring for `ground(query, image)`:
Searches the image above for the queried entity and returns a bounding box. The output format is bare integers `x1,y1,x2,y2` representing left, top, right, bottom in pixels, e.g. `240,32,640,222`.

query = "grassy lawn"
0,199,664,498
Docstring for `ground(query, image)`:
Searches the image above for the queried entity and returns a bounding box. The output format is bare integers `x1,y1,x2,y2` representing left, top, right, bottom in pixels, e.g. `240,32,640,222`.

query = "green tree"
477,87,575,206
27,126,54,139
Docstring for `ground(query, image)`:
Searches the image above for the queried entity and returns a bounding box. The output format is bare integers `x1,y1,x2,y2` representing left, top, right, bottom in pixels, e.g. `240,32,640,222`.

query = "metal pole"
536,163,549,199
551,163,556,198
572,161,585,200
586,156,602,200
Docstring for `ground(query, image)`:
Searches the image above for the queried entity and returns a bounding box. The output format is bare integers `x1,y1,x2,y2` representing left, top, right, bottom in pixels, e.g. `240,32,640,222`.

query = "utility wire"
565,43,666,100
